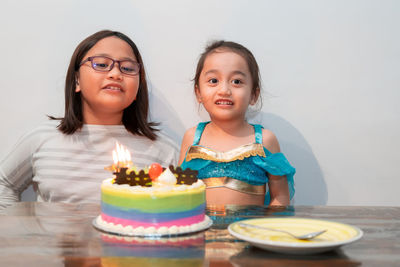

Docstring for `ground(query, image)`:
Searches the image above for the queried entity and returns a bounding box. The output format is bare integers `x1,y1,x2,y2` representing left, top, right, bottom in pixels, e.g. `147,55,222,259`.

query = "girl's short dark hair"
52,30,158,140
193,40,261,105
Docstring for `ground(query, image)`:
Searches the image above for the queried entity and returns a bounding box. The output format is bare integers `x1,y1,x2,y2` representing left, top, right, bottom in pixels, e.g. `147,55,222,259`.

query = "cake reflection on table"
100,232,205,260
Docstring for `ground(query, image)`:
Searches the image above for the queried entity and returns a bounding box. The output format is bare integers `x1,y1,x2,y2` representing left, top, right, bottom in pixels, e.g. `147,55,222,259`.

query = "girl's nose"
107,63,123,80
218,82,232,95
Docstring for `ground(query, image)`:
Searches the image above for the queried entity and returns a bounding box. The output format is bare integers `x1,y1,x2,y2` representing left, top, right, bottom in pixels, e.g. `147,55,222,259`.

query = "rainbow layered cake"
95,155,210,235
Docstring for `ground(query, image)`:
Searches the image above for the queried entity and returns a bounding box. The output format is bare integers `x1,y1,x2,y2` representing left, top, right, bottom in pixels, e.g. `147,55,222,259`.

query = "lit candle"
106,142,133,172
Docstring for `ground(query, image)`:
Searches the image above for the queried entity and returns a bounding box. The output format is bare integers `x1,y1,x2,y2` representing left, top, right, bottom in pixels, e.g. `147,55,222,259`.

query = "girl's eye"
208,78,218,84
94,63,110,69
232,79,242,85
121,66,134,72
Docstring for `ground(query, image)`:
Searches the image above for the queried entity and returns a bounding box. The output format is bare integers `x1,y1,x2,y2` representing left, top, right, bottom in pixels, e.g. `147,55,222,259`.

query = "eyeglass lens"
91,56,139,75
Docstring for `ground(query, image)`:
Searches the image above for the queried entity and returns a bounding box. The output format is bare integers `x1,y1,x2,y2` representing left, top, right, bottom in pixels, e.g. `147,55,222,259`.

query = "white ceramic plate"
228,217,363,255
93,215,212,238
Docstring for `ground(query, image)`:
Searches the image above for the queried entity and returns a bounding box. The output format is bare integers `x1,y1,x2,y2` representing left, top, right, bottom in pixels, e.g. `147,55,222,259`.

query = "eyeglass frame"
79,56,141,76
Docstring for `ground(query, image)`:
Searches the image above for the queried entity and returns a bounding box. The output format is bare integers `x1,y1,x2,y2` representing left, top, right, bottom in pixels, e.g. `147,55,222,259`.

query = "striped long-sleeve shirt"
0,120,178,210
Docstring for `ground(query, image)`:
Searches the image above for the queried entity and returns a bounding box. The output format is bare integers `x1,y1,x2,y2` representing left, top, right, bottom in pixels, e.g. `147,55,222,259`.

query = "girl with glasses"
179,41,295,206
0,30,177,210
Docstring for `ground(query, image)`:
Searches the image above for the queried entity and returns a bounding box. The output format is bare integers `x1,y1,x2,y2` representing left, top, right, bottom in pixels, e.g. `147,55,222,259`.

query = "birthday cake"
94,143,210,236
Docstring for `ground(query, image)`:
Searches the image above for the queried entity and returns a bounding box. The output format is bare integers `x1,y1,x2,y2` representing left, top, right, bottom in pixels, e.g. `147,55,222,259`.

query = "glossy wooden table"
0,203,399,266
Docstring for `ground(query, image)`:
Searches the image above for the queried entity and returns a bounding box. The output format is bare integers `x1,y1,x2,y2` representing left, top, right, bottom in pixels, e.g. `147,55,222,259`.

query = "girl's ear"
75,76,81,92
250,87,260,105
195,85,202,103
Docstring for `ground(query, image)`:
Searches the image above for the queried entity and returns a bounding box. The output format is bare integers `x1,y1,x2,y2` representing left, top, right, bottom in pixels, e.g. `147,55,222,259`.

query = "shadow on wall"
21,185,36,201
252,112,327,205
148,83,187,146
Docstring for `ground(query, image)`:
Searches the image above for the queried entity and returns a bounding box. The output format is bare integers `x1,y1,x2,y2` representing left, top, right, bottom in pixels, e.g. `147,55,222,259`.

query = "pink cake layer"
101,213,205,228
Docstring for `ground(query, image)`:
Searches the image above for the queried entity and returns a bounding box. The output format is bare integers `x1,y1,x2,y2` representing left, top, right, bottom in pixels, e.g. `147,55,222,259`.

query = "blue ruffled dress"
180,122,295,205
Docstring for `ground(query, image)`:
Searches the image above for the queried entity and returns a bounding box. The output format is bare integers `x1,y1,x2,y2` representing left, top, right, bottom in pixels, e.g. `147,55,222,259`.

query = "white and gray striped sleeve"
0,129,38,210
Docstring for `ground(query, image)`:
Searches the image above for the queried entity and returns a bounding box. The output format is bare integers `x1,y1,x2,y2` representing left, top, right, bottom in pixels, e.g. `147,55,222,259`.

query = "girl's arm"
262,129,290,206
0,180,20,211
268,175,290,206
0,130,36,211
178,127,196,165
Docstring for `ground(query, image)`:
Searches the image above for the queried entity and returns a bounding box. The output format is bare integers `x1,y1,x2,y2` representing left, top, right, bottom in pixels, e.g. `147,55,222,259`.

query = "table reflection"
0,202,399,266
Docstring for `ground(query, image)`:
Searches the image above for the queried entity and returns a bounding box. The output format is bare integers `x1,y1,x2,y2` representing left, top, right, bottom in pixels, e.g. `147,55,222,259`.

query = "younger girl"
0,30,177,211
179,41,295,206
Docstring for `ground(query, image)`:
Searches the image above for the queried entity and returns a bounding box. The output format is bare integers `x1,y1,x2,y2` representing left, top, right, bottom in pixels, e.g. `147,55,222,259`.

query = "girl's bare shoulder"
178,126,197,164
182,126,197,141
261,128,281,153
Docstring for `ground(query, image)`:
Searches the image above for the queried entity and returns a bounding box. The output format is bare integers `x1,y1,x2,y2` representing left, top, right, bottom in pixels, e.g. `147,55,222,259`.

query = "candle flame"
112,142,132,169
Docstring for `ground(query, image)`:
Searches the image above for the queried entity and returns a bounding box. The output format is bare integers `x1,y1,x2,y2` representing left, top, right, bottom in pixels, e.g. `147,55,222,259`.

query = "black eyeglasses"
79,56,140,76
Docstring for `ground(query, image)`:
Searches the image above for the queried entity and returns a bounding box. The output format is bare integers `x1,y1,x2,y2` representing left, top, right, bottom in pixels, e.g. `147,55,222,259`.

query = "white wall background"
0,0,399,206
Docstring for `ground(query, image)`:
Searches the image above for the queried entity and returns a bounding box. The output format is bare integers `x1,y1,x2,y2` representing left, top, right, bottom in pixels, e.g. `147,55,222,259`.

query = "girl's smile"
215,98,234,106
102,83,124,92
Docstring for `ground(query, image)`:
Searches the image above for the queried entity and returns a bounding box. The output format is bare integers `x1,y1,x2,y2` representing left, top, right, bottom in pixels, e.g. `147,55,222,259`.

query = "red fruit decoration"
149,163,163,180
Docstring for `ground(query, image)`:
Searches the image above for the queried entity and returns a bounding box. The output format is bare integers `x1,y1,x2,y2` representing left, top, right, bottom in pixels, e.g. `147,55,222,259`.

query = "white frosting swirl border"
94,215,212,236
